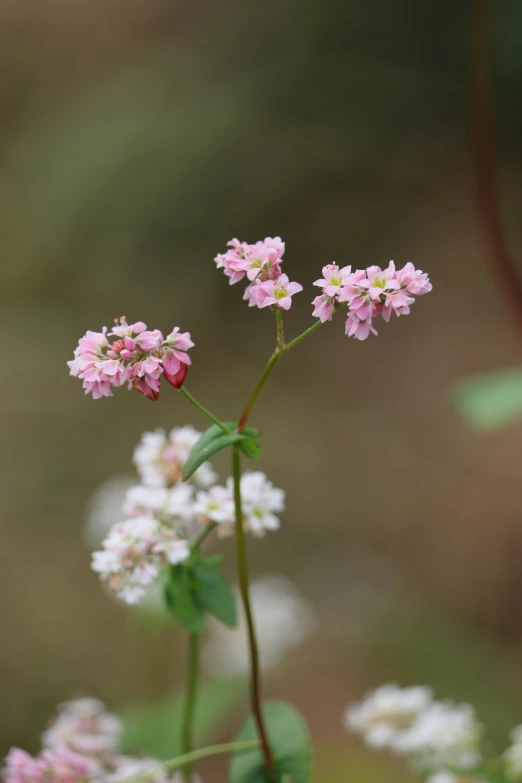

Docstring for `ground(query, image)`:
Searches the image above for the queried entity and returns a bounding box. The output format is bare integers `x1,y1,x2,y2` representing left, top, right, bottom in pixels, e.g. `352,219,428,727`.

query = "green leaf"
120,679,246,760
164,565,205,633
182,422,263,481
230,702,313,783
194,566,237,627
238,439,263,460
450,367,522,431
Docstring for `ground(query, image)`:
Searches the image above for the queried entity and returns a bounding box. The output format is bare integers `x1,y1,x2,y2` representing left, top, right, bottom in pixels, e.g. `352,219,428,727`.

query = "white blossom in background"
426,775,486,783
85,477,135,548
92,516,190,604
133,426,217,489
345,685,483,775
123,484,196,536
107,757,200,782
504,725,522,781
203,575,317,677
345,684,433,750
193,485,235,527
394,701,483,770
42,698,122,760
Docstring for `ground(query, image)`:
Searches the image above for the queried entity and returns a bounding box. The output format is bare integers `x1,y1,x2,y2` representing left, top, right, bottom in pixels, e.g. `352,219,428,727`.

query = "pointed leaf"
182,432,252,481
194,566,237,628
230,701,313,783
164,565,205,633
238,439,262,460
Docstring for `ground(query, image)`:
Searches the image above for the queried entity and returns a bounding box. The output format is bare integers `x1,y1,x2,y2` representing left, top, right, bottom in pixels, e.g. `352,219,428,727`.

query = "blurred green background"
2,0,522,780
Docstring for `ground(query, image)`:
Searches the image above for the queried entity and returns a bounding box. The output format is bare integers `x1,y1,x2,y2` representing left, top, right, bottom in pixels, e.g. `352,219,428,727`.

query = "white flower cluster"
194,472,285,538
90,426,285,604
345,684,484,775
42,698,122,759
203,575,317,677
504,725,522,782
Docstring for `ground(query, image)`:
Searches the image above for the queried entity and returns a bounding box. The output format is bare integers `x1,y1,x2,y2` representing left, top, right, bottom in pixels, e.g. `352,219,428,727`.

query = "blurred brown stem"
471,0,522,336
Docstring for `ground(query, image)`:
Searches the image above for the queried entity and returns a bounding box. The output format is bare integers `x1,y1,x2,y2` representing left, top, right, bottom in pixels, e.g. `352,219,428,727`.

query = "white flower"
222,472,285,537
42,698,121,759
123,484,195,530
393,701,483,770
91,516,190,604
133,426,217,489
203,575,317,677
345,684,433,750
504,725,522,781
193,485,235,526
426,776,487,783
107,757,200,782
85,477,135,548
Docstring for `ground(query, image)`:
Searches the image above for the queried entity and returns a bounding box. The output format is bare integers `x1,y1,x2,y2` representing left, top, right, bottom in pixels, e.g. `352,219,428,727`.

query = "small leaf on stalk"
164,565,205,633
238,439,262,460
182,432,251,481
194,566,237,628
230,701,313,783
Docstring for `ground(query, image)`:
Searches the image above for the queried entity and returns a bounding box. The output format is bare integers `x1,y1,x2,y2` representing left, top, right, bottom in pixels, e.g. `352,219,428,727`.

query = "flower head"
42,698,121,760
68,318,194,400
3,747,97,783
251,274,303,311
91,516,190,604
133,427,217,489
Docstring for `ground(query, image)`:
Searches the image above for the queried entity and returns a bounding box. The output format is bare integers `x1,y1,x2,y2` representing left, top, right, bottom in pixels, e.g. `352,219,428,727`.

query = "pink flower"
382,290,415,322
3,747,95,783
358,262,400,301
214,238,250,285
345,311,378,340
68,318,194,400
255,274,303,310
396,262,433,295
314,263,352,298
312,294,335,323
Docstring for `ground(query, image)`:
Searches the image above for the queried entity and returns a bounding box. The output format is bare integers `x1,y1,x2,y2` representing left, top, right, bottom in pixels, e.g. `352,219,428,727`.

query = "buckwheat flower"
68,318,194,400
394,701,483,771
345,684,433,750
359,262,400,301
223,471,285,537
91,516,190,604
314,263,352,298
203,575,317,678
345,311,378,340
426,775,486,783
123,483,196,539
122,485,170,518
254,274,303,311
215,238,250,285
133,426,217,489
397,261,433,295
504,726,522,781
193,485,235,527
312,294,335,323
3,747,97,783
42,698,121,760
107,757,196,783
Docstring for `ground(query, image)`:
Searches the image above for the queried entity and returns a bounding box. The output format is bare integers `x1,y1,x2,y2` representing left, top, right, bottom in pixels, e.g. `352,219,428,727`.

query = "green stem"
179,387,228,433
181,632,200,782
191,522,217,551
237,319,324,431
231,447,275,776
274,308,285,349
161,741,261,774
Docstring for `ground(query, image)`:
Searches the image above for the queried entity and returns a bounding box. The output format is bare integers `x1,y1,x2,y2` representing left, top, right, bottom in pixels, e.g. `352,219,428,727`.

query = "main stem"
231,446,275,775
237,318,324,432
181,632,200,783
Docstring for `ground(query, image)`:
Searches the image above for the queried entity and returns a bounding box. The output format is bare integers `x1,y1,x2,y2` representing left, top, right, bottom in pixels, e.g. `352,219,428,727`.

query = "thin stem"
191,522,217,551
274,308,285,349
181,632,200,783
161,741,261,774
237,319,325,432
179,387,228,433
231,447,275,776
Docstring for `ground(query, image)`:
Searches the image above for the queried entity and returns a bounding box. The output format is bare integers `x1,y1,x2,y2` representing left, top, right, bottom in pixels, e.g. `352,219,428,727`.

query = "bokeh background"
2,0,522,780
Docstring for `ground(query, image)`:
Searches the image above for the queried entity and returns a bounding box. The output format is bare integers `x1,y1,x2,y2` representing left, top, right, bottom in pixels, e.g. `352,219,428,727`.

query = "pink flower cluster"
215,237,303,310
67,318,194,400
3,699,196,783
313,261,432,340
4,747,95,783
